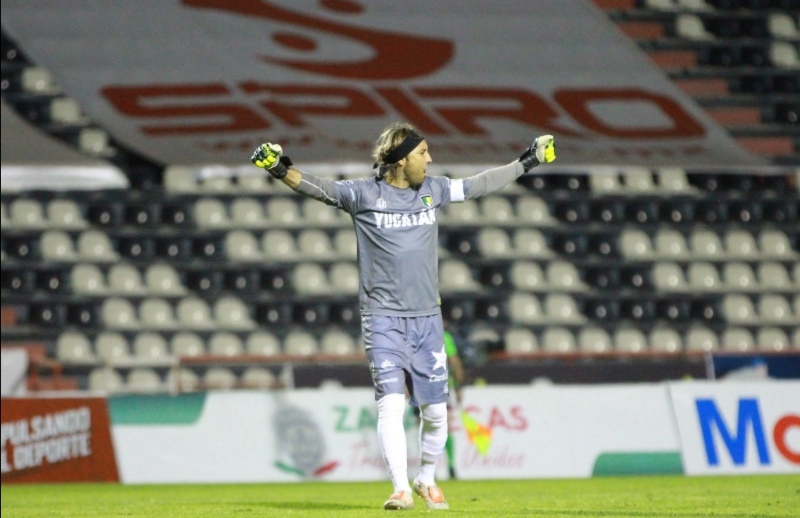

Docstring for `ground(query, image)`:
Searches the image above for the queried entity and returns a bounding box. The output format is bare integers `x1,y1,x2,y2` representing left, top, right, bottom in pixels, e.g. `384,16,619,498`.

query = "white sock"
416,402,448,486
377,393,411,493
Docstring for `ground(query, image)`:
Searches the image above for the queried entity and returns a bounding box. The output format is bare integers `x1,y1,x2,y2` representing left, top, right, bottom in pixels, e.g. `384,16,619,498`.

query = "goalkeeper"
252,122,555,511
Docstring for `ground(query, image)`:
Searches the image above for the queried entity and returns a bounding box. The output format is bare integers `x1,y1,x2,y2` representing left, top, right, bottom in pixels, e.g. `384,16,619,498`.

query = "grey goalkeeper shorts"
362,314,449,407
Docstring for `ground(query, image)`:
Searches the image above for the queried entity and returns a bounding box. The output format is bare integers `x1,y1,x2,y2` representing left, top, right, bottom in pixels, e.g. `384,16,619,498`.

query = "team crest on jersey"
420,195,433,208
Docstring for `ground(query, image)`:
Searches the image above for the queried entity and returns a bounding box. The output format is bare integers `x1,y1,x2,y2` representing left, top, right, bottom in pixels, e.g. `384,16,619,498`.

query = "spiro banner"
669,381,800,475
1,0,763,167
0,397,120,483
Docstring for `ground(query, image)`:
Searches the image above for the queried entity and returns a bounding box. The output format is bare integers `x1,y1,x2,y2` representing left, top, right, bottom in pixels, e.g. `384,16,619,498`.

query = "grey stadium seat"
77,231,118,262
510,261,546,291
320,330,357,356
503,328,539,354
516,196,556,226
292,263,331,294
480,197,516,225
329,262,360,295
687,262,722,291
578,327,613,353
509,293,544,325
102,298,140,330
47,200,88,229
203,367,238,390
194,198,230,228
684,327,719,352
544,294,586,324
176,297,215,330
41,231,78,261
132,332,171,362
266,197,302,226
721,328,755,352
620,229,654,259
283,331,319,356
756,327,790,352
88,367,124,393
56,332,96,363
171,332,206,357
230,197,267,228
139,298,178,330
145,264,186,295
439,259,481,292
127,368,163,393
71,264,108,294
262,230,299,261
246,332,282,356
512,229,554,258
545,261,586,292
94,332,132,365
226,230,263,262
614,328,648,353
108,264,147,295
214,297,256,330
477,228,514,258
541,328,577,353
10,199,47,228
241,367,276,389
297,229,334,260
650,328,683,353
208,332,245,357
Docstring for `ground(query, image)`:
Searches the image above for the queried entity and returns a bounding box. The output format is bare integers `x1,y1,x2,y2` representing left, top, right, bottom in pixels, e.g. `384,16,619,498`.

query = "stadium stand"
1,9,798,394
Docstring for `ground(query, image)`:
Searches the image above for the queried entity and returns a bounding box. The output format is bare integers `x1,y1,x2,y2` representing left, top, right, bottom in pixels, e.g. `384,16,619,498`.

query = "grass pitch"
2,475,798,517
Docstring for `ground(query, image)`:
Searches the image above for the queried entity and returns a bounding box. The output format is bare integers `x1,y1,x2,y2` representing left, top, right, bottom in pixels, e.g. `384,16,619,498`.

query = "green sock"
445,435,455,469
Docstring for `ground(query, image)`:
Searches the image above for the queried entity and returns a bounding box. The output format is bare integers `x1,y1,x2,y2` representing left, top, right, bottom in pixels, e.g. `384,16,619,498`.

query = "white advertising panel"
111,388,422,483
111,383,682,483
452,384,680,479
669,381,800,475
1,0,762,167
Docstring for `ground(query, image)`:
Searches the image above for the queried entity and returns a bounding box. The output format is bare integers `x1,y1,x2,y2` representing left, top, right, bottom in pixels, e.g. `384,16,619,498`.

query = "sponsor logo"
458,405,529,459
420,194,433,208
695,398,800,467
429,374,448,383
432,346,447,371
273,403,339,478
380,359,396,370
376,198,387,209
373,209,436,229
377,378,398,385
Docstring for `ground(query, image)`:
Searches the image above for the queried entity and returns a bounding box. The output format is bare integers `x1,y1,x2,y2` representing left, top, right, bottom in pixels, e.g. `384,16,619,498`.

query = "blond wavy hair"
372,122,417,180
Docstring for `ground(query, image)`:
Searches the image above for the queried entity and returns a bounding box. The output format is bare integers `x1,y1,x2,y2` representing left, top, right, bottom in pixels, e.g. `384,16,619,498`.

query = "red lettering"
240,83,382,127
374,87,447,135
488,408,510,429
414,87,581,137
510,406,528,431
102,84,268,135
773,415,800,464
554,88,705,138
183,0,453,80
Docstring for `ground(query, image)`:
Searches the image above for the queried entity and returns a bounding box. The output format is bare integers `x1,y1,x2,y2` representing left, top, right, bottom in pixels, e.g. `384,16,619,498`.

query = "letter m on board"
695,398,770,466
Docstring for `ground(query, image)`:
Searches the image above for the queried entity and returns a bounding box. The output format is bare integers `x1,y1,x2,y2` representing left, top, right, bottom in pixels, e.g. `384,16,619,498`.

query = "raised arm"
251,143,342,207
464,135,556,200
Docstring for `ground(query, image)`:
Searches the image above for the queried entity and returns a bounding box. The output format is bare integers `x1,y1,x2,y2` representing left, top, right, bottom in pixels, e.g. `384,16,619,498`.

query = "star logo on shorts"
432,346,447,371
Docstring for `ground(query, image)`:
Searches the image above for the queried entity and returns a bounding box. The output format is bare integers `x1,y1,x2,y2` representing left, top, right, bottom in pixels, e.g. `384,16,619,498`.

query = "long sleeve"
463,162,525,200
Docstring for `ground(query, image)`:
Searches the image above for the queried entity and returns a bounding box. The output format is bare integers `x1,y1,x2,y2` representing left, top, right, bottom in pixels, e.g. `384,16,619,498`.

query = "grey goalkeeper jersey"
293,162,524,317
